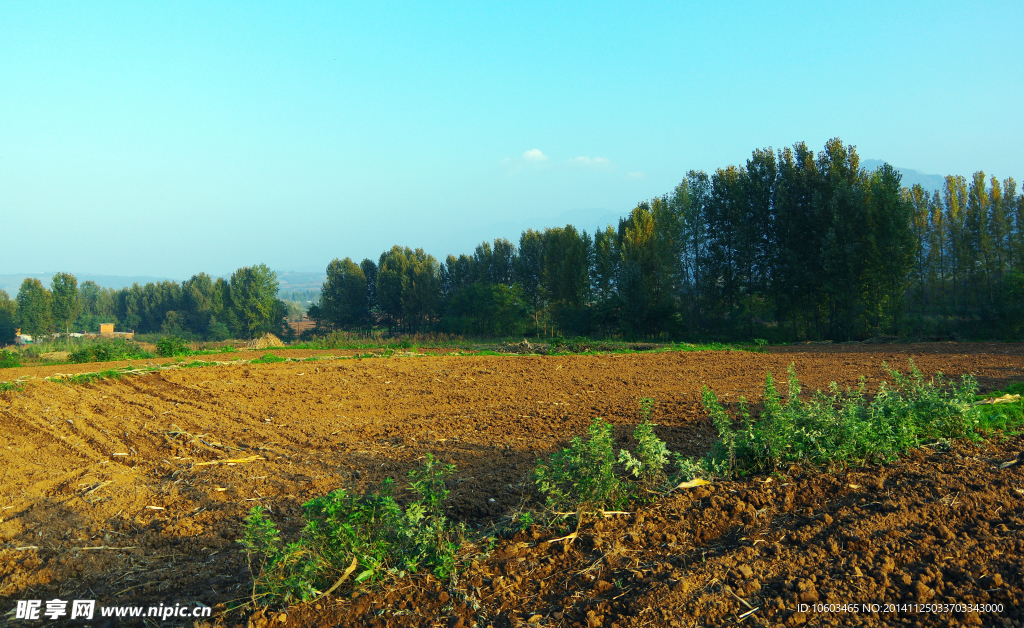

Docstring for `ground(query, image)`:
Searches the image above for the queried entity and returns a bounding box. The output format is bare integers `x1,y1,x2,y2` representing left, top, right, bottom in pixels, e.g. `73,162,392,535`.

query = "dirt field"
1,344,1022,627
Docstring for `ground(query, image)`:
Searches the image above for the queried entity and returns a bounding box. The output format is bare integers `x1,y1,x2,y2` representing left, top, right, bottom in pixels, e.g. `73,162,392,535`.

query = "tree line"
310,138,1023,341
4,138,1019,346
0,264,285,343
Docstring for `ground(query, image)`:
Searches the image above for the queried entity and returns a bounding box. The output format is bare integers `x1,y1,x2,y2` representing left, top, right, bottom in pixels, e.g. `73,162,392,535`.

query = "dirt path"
0,344,1021,626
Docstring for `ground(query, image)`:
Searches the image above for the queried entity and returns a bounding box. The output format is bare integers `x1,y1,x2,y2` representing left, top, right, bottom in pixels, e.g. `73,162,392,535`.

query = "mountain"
0,271,325,300
861,159,948,193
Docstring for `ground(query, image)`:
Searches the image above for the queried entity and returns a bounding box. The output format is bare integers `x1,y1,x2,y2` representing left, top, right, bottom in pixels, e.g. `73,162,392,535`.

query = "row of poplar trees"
0,264,286,343
313,138,1024,342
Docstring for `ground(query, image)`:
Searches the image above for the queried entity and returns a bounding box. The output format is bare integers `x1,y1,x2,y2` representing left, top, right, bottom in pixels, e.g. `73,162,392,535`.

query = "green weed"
242,454,464,605
250,353,287,365
0,350,20,369
0,380,24,393
156,336,192,357
698,360,982,477
534,400,672,515
68,339,152,364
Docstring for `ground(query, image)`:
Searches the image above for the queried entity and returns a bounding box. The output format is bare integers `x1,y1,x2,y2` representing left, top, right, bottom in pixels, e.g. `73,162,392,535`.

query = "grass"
695,360,984,477
975,381,1024,435
242,454,464,604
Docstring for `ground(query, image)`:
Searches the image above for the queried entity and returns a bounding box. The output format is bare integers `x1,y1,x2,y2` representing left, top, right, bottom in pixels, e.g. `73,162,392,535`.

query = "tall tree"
50,273,81,335
318,258,369,329
360,258,379,315
229,264,280,338
515,229,545,332
15,278,53,336
0,290,16,345
377,246,412,331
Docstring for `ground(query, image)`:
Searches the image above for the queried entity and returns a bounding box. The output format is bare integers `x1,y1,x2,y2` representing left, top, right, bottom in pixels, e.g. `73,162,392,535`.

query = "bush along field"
240,362,1022,625
697,361,984,477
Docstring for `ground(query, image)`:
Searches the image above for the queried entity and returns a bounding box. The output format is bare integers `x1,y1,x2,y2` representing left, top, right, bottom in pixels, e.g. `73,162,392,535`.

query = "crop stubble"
0,344,1022,627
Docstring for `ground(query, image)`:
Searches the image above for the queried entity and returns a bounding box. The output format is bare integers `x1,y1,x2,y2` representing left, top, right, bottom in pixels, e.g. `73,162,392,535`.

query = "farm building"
86,323,135,339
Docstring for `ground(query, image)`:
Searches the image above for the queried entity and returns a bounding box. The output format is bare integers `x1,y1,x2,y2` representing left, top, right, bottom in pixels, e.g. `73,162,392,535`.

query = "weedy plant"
533,399,672,515
242,454,464,605
0,350,20,369
155,336,192,357
697,360,982,477
69,339,152,364
249,353,287,365
0,380,24,392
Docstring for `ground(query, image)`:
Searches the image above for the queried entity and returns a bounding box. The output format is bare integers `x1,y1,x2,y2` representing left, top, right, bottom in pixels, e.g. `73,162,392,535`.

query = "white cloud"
568,156,611,169
523,148,548,161
626,171,645,180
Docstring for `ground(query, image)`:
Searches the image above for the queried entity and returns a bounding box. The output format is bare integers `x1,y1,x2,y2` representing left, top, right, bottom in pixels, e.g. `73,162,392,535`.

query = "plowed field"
1,344,1022,627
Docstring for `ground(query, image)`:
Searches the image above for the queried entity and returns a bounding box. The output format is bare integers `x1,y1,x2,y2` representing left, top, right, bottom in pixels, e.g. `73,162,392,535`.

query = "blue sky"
2,1,1022,279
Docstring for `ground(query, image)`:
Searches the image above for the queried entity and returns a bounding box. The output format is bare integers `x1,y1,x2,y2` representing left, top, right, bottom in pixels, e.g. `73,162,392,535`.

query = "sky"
2,1,1022,280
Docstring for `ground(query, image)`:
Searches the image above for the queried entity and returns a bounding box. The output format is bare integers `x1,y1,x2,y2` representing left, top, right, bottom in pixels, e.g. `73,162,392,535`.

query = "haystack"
246,333,285,350
39,351,71,362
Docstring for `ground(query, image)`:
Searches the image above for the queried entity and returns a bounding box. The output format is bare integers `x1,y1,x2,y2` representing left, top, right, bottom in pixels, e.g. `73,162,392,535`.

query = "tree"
377,246,412,331
0,290,16,345
318,258,368,329
229,264,280,338
50,272,82,335
360,258,379,315
515,229,545,332
15,278,53,336
182,273,224,337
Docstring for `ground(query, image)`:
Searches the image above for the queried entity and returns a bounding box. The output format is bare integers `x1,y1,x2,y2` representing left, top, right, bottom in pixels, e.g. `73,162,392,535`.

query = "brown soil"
0,344,1022,627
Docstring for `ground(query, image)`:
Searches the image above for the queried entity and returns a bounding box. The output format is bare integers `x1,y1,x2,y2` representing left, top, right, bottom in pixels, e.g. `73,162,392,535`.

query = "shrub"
155,336,191,358
534,402,672,514
243,454,463,605
534,418,627,513
68,339,153,364
699,360,981,477
250,353,286,364
0,350,20,369
618,398,670,494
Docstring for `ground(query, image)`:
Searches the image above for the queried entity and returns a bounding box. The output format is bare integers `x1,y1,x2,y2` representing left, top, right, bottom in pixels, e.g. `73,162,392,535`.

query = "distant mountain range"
0,162,952,297
0,271,326,299
861,159,948,193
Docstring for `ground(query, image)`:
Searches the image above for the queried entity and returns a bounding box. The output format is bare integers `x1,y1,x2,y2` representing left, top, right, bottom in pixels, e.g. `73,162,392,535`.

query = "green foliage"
0,380,25,393
60,368,130,385
0,289,16,346
975,381,1024,434
50,273,81,335
534,405,672,514
534,418,626,513
316,258,369,330
15,278,53,336
618,399,670,493
442,282,531,336
0,350,21,369
242,454,463,605
250,353,286,364
700,361,982,476
230,264,280,339
68,339,153,364
155,336,192,357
